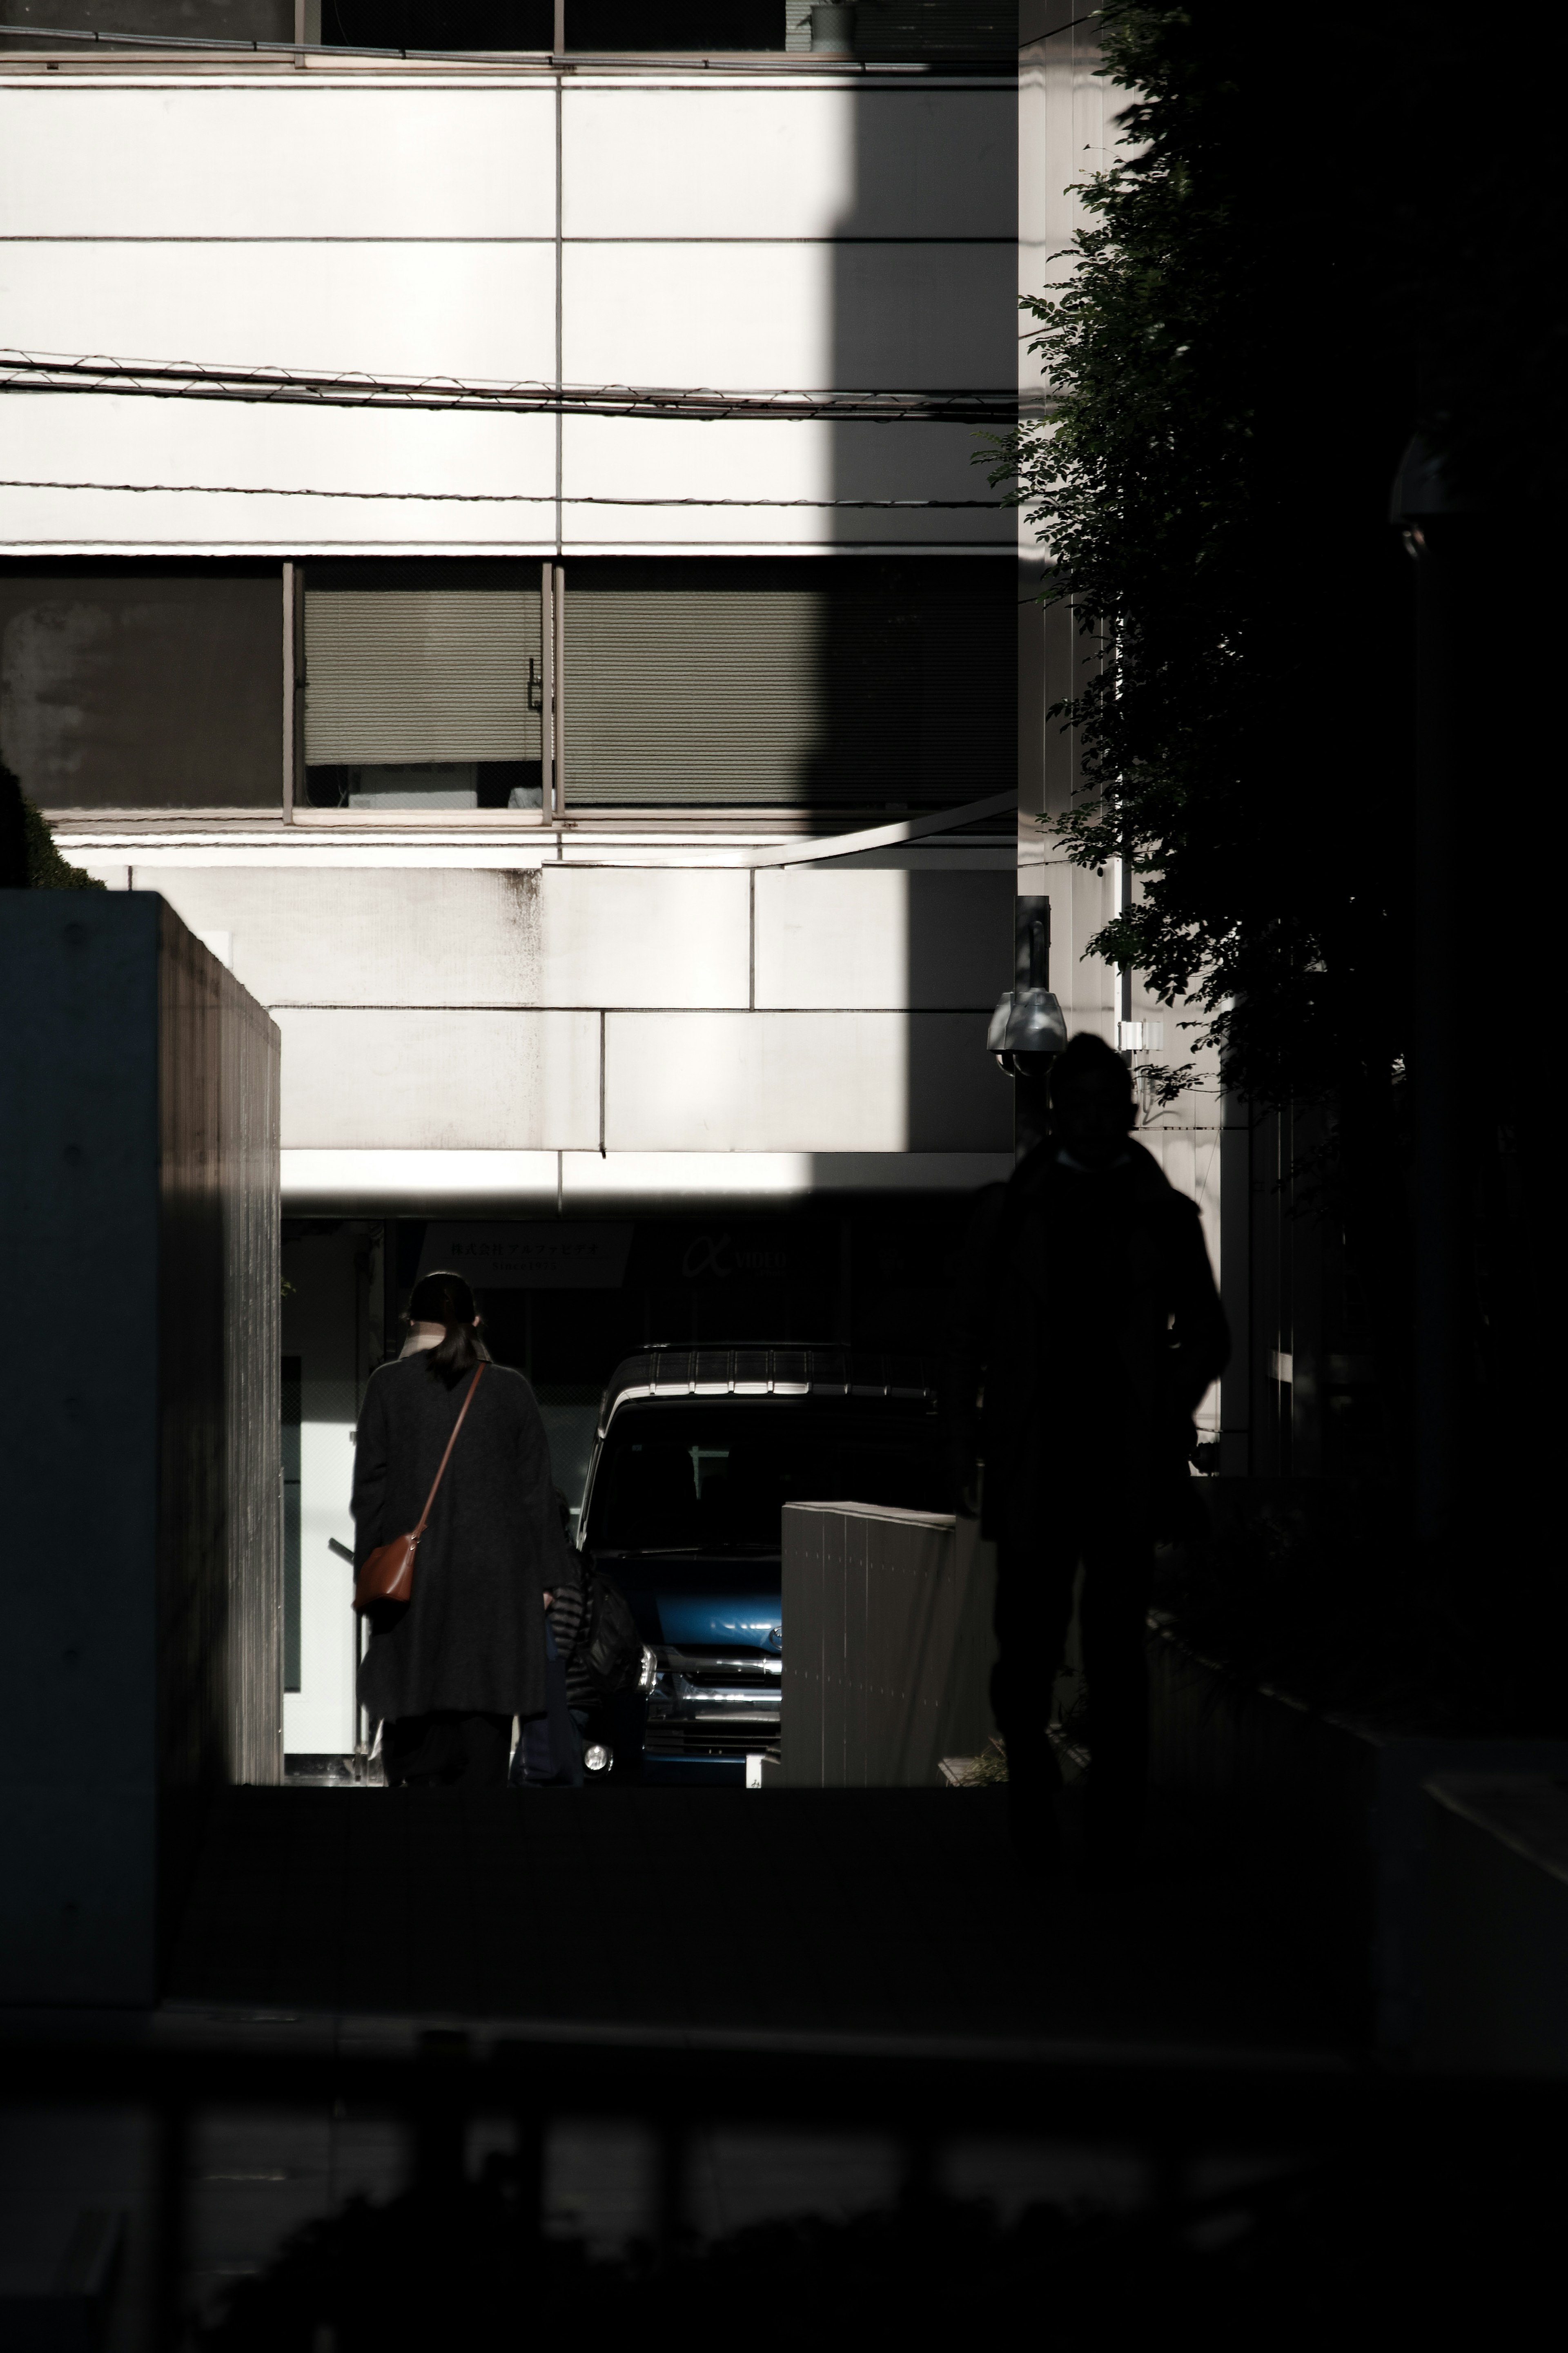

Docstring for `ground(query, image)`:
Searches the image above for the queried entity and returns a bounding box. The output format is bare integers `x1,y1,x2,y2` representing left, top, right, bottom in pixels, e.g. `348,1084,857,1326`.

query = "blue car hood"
591,1552,782,1651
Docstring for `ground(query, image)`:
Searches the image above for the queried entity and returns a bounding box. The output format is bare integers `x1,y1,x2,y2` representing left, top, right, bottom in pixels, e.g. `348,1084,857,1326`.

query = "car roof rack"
597,1345,940,1436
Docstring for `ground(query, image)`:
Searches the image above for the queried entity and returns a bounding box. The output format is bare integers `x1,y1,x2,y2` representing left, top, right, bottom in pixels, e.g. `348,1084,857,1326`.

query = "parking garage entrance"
280,1202,967,1772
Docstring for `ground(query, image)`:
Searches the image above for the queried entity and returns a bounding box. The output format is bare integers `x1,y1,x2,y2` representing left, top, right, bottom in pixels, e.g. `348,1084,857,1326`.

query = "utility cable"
0,348,1033,428
0,477,1006,506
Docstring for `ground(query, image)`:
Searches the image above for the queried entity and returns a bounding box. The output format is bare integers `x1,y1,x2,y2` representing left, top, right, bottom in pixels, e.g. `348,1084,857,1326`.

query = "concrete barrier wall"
1147,1622,1568,2050
780,1503,996,1787
0,893,281,2003
1147,1627,1381,2024
1417,1775,1568,2076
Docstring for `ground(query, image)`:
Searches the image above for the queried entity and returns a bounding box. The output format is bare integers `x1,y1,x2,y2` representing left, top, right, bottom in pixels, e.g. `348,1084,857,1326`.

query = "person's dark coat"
543,1543,597,1711
351,1354,570,1724
950,1136,1230,1545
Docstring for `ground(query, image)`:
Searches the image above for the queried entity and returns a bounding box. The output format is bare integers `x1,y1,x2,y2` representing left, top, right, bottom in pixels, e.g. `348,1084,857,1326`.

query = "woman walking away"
352,1269,570,1790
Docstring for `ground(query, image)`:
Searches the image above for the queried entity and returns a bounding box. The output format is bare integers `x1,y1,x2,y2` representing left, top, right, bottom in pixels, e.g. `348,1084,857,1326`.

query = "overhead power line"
0,349,1032,428
0,477,1007,507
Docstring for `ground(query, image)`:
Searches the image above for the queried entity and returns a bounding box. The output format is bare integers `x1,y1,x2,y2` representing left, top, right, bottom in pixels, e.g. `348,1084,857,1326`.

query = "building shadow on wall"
826,50,1018,1162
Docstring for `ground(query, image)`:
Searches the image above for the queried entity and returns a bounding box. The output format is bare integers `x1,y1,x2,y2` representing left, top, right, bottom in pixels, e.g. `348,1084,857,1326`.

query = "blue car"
577,1345,945,1785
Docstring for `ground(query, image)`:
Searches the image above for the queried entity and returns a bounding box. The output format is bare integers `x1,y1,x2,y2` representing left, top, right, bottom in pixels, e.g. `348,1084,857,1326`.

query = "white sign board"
416,1222,633,1291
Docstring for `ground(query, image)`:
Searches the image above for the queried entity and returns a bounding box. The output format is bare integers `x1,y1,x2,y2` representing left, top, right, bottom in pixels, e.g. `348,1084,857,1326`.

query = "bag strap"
410,1363,486,1543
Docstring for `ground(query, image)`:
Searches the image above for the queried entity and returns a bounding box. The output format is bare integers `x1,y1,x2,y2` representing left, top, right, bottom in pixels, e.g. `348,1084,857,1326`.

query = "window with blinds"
303,560,543,809
564,557,1013,810
788,1,1015,57
323,2,782,49
324,3,1009,54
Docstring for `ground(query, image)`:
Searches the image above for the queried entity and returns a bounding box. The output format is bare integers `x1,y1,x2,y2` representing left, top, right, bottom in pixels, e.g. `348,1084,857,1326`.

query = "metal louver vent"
304,582,541,766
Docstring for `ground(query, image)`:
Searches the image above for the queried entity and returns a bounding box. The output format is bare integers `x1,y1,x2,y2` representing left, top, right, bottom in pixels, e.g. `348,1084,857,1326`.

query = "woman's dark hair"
408,1269,481,1387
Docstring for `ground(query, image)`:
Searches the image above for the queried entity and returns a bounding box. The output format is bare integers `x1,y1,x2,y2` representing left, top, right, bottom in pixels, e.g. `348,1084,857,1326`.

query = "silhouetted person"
353,1269,571,1789
951,1032,1229,1878
510,1490,587,1787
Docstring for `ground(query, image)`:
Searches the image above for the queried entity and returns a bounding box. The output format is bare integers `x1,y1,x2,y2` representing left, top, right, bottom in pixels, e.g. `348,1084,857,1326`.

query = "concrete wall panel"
0,391,557,554
277,1006,599,1149
563,85,1014,240
0,242,557,386
755,869,1012,1008
604,1008,1009,1152
0,892,280,2003
157,903,284,1804
137,866,753,1011
1417,1775,1568,2075
139,867,542,1009
538,867,749,1008
278,1146,1013,1215
0,76,1013,553
780,1503,997,1786
1,400,1002,555
560,414,1010,548
564,241,1014,393
0,84,557,239
212,915,285,1791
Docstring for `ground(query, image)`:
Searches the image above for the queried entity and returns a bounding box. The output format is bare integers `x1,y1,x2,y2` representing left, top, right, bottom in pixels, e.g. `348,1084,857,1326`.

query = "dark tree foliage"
1000,1,1418,1116
0,761,25,888
996,2,1567,1599
0,762,106,890
1003,0,1566,1098
203,2162,1565,2352
24,798,105,889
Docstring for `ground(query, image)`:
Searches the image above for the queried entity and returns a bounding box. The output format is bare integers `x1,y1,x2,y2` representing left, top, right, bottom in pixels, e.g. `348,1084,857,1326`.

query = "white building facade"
1,5,1229,1759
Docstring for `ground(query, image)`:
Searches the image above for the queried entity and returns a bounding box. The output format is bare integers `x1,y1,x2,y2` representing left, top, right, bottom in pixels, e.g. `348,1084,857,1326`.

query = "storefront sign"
680,1229,794,1282
416,1222,633,1290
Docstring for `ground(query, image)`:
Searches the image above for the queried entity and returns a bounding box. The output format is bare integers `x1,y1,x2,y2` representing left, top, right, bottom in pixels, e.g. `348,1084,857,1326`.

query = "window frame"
287,557,563,827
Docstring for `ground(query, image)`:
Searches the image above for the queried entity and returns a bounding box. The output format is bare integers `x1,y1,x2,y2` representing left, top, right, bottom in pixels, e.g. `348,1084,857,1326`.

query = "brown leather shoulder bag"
354,1362,486,1613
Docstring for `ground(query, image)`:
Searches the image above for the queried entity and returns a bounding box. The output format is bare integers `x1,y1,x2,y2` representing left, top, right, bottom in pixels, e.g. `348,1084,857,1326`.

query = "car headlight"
637,1644,659,1696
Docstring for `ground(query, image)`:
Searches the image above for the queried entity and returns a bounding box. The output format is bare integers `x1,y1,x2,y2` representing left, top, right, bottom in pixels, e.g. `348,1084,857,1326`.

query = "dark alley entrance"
280,1204,968,1770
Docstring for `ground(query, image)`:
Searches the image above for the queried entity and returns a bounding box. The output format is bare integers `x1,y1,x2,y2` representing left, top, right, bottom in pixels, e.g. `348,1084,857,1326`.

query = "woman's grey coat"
351,1355,570,1724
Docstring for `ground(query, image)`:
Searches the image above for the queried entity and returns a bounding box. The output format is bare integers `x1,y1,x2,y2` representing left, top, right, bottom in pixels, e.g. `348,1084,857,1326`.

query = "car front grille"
644,1720,779,1758
658,1646,781,1689
645,1643,780,1759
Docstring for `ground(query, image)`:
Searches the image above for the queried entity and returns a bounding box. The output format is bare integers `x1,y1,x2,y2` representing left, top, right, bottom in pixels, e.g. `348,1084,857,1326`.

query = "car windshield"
585,1403,946,1554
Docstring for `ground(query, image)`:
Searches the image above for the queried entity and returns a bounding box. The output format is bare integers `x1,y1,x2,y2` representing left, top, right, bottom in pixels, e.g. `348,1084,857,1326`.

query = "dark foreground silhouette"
951,1031,1229,1875
204,2145,1559,2350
